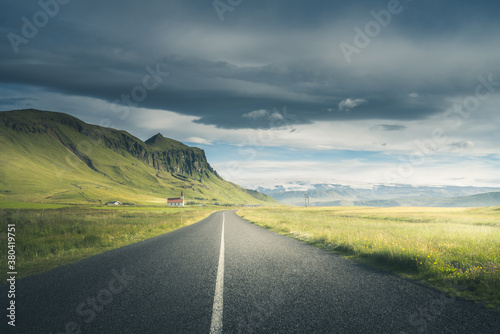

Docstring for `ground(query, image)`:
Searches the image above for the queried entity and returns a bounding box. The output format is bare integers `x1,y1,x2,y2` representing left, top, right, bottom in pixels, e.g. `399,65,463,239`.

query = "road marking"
210,212,225,334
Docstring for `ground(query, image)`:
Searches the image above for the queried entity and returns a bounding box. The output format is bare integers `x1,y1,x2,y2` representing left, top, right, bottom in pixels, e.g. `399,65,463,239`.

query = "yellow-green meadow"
0,204,219,280
237,206,500,309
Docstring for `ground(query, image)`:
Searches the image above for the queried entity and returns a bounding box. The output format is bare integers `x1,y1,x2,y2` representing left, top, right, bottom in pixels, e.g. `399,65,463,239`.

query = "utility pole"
305,193,310,207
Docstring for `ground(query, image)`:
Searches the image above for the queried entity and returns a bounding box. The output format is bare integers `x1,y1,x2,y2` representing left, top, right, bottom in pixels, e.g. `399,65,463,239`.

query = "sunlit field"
237,206,500,309
0,204,218,280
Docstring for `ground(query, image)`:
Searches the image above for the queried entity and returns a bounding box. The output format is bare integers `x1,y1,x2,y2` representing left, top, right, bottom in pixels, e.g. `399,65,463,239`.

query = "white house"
167,191,184,207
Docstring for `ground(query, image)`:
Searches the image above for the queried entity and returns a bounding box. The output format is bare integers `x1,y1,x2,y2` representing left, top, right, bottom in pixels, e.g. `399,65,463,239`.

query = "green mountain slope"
0,109,277,206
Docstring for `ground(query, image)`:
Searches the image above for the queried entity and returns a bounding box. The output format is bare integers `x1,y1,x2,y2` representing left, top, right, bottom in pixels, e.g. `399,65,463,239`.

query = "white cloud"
214,156,500,189
12,91,498,188
242,109,268,119
269,111,284,120
186,137,213,145
338,98,367,111
241,109,285,121
131,104,500,158
409,92,419,98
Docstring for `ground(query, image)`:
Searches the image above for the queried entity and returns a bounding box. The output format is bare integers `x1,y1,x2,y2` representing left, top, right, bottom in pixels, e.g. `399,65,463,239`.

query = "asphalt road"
2,210,499,333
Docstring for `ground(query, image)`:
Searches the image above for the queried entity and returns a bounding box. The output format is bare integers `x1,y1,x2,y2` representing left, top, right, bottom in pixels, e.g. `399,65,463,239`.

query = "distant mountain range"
0,109,277,206
257,183,500,207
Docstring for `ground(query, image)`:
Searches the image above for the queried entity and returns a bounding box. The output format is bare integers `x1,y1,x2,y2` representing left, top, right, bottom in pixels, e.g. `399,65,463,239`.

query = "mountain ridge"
145,133,189,150
0,109,275,205
257,183,500,207
1,109,216,178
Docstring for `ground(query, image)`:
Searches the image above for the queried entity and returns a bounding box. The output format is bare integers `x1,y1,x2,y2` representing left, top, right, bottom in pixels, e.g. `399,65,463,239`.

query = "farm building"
167,191,184,207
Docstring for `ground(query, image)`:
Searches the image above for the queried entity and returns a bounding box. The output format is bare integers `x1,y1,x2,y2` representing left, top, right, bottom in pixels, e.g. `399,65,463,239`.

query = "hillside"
0,109,277,206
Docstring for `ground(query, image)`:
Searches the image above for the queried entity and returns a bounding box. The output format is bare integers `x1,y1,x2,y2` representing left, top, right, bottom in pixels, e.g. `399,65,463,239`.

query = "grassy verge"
0,205,219,280
0,201,69,209
237,206,500,310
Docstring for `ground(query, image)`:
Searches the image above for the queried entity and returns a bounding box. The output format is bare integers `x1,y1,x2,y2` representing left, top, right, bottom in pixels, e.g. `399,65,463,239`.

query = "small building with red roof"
167,191,185,207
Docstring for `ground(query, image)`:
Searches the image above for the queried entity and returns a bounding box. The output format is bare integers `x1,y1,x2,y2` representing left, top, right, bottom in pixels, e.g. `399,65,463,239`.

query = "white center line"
210,212,225,334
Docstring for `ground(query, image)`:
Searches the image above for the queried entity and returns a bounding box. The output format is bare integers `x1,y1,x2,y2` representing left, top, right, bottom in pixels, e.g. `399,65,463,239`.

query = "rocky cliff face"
0,109,219,179
144,133,218,177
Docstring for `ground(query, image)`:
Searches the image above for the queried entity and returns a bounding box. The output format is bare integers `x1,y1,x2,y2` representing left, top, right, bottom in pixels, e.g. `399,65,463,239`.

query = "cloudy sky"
1,0,500,189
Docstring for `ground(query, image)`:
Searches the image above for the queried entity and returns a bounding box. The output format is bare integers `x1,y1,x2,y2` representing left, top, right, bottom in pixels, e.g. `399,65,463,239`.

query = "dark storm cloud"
0,97,36,107
1,0,500,129
371,124,407,131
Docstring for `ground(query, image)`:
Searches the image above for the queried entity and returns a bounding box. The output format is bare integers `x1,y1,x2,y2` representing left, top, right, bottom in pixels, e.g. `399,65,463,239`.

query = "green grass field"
0,201,69,209
237,206,500,310
0,204,219,280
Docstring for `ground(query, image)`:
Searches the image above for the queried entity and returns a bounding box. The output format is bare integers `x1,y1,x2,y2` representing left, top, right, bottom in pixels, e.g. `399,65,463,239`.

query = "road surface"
1,210,499,333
